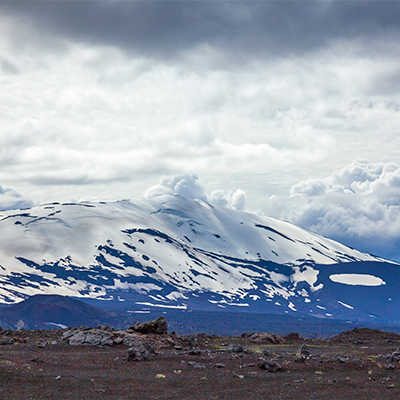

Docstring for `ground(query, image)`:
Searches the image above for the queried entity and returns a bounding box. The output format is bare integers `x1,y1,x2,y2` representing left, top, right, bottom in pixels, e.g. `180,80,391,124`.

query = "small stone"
113,337,123,345
386,363,396,370
258,360,282,373
215,363,225,368
389,351,400,362
188,336,198,348
228,344,243,353
298,344,311,356
30,357,44,363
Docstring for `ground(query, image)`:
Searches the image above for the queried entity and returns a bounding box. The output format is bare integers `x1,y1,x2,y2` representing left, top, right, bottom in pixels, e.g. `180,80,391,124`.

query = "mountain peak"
0,195,397,325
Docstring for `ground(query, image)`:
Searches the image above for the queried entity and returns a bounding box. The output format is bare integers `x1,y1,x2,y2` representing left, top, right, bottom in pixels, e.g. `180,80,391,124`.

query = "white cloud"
208,189,229,207
230,189,247,211
263,161,400,262
0,184,34,211
145,175,207,201
146,175,247,211
209,188,247,211
1,5,400,230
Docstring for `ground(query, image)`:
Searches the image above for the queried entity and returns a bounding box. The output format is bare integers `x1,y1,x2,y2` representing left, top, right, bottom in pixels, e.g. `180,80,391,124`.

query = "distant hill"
0,294,115,330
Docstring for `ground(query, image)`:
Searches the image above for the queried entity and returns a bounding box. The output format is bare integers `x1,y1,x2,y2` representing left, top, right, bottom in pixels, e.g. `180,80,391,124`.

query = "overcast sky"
1,1,400,261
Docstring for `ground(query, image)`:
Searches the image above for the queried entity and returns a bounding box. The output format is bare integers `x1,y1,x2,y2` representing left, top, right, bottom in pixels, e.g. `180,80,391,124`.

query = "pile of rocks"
61,325,121,346
61,316,181,361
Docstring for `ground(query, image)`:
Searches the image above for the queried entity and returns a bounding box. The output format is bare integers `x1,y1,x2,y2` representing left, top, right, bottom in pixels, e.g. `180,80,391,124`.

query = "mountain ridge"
0,195,398,325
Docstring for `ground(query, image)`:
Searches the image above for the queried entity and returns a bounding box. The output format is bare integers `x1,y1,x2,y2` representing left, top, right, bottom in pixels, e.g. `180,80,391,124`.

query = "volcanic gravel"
0,328,400,399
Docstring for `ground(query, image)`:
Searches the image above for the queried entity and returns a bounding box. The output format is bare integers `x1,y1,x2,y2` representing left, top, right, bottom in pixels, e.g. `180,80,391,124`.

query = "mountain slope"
0,195,398,324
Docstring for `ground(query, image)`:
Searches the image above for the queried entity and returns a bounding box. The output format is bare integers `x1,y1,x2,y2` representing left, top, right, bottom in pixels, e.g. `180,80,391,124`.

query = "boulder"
246,332,285,344
126,338,156,361
129,316,168,335
258,360,282,372
284,332,303,342
228,344,244,353
298,344,311,356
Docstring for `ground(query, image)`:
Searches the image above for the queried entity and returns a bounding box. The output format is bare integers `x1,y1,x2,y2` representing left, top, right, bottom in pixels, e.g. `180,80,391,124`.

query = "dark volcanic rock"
188,336,198,348
129,316,168,335
298,343,311,356
188,348,202,355
228,344,244,353
388,351,400,362
284,332,303,342
0,337,15,345
258,359,282,372
126,339,154,361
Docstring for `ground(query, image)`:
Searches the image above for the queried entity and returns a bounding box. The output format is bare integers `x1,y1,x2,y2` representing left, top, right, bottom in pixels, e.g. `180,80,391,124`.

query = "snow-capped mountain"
0,195,399,325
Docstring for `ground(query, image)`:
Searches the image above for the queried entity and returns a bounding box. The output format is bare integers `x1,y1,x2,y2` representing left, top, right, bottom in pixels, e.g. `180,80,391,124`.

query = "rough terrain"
0,324,400,399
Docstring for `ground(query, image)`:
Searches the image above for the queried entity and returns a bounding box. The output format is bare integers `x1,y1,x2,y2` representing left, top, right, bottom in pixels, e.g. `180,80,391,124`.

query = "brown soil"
0,328,400,399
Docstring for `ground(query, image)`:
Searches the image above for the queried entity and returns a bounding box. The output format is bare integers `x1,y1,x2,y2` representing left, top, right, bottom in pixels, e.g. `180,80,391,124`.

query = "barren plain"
0,327,400,400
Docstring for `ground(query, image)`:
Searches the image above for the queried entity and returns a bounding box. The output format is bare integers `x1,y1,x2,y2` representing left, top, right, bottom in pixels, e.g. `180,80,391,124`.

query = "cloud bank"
145,175,246,211
1,1,400,209
264,161,400,262
0,185,34,211
1,2,400,262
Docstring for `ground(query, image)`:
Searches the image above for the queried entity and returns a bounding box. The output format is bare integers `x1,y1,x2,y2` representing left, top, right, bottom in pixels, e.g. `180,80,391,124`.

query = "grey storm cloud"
1,1,400,264
3,1,400,61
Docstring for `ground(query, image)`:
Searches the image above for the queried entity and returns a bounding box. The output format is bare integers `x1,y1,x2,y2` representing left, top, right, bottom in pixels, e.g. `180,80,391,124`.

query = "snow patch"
135,302,187,309
291,266,319,289
329,274,386,286
338,300,354,309
166,291,189,301
45,322,68,329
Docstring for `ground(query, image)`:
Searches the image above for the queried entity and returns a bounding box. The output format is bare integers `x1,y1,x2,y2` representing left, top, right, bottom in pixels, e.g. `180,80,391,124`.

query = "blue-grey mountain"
0,195,398,326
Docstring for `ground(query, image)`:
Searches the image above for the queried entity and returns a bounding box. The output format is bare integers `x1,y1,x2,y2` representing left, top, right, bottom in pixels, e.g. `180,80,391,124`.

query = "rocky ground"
0,322,400,399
